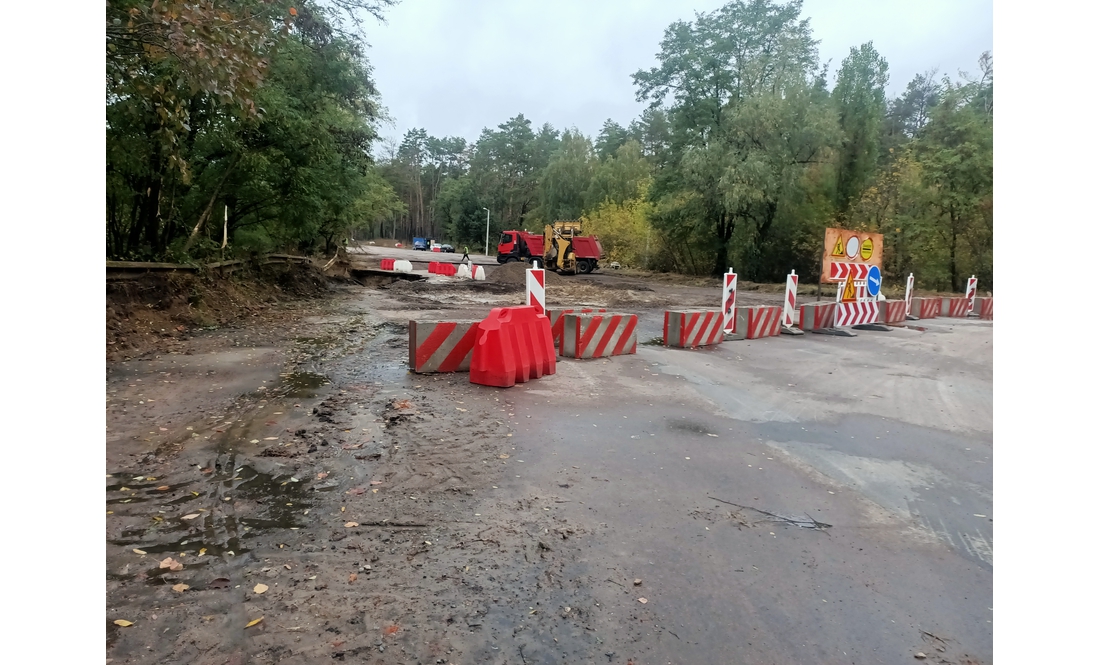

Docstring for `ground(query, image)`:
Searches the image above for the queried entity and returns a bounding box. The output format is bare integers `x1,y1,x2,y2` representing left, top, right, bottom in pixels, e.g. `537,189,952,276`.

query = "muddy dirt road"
106,275,991,664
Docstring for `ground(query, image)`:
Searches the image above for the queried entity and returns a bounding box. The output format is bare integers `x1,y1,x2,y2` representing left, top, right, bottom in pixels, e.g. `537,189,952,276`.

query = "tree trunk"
183,156,239,253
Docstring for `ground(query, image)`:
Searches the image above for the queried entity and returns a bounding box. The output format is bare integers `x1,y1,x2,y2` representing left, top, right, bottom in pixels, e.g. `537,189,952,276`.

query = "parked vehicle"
496,220,604,274
412,237,428,251
441,244,454,253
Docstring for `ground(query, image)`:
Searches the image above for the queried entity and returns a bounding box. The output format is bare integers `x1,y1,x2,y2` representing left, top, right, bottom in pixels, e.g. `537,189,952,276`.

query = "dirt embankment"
106,264,335,361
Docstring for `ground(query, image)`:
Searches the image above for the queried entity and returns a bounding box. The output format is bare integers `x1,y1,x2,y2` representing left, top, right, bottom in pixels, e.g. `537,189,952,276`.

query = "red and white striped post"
904,273,915,318
722,269,738,333
782,270,798,328
526,263,546,316
965,275,977,315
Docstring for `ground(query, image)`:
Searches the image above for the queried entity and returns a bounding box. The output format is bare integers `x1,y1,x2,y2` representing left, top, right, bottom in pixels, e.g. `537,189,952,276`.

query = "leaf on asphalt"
499,454,510,459
369,480,383,485
341,443,362,450
245,617,263,628
347,487,365,495
348,573,357,582
393,399,412,410
383,625,399,636
182,513,200,520
455,407,467,412
316,472,328,479
159,557,180,570
172,583,189,593
250,439,259,444
113,619,133,627
637,597,648,604
264,436,278,440
198,548,207,556
132,548,147,555
200,467,213,474
344,522,359,528
253,583,268,594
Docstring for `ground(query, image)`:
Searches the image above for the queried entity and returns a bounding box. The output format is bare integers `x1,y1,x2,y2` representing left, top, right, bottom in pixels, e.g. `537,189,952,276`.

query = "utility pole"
483,208,490,256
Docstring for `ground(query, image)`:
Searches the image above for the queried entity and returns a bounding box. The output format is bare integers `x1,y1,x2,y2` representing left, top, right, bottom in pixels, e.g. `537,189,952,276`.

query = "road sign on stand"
722,270,738,333
866,265,882,298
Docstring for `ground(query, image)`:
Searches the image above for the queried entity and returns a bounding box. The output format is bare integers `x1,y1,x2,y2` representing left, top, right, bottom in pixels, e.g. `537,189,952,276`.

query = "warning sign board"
821,228,883,284
841,271,857,302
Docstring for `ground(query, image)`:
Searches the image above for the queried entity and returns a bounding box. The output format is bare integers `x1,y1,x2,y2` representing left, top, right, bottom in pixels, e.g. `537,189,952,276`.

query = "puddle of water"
279,371,329,398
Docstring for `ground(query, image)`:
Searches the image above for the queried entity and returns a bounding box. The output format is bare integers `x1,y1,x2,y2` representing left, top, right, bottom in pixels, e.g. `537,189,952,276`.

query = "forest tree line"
106,0,992,290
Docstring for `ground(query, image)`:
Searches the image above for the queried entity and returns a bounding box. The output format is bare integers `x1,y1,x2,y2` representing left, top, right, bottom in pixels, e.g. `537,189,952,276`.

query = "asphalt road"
348,243,500,266
491,314,993,664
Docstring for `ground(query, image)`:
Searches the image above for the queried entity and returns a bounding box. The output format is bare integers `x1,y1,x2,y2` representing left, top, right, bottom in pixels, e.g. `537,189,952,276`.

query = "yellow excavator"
541,220,604,275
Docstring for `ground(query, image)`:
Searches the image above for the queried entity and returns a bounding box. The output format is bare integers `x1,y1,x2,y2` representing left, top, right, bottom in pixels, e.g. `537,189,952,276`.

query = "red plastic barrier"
441,262,456,277
469,306,556,388
380,258,395,270
470,309,517,387
428,261,439,274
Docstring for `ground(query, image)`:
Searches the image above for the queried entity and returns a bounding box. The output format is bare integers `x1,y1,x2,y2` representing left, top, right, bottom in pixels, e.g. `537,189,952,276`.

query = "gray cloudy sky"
362,0,992,146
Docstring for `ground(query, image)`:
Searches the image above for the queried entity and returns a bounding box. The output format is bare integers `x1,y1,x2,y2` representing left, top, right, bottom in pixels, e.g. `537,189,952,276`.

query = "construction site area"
105,237,992,665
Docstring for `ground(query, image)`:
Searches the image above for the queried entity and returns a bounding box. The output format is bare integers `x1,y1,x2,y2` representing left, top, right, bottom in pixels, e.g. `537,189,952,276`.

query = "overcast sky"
362,0,992,146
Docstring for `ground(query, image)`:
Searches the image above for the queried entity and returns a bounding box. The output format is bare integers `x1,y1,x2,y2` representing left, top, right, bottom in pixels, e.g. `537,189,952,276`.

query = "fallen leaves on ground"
348,573,357,583
393,399,412,410
156,485,170,491
113,619,133,627
316,472,328,479
344,522,359,528
132,548,147,555
172,583,189,593
383,625,400,636
253,583,268,594
341,443,362,450
159,557,184,571
246,617,263,628
369,480,383,485
181,514,200,520
347,487,365,495
637,597,648,604
499,454,510,459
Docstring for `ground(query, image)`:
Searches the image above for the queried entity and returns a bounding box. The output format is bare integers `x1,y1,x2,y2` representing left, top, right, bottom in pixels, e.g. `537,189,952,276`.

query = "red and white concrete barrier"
547,308,607,354
910,297,941,319
663,310,724,348
878,300,907,325
798,302,836,331
975,297,993,320
742,305,782,339
941,297,970,318
408,320,481,373
560,313,638,359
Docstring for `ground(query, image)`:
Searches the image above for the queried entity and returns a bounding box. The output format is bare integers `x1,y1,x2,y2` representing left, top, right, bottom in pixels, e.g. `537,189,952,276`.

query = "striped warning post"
408,320,481,373
561,313,638,359
722,270,738,333
965,276,978,315
744,305,782,338
904,273,915,317
879,300,907,325
975,297,993,320
526,268,546,315
663,310,724,348
798,302,835,331
941,297,970,318
547,308,607,354
782,271,798,328
835,301,879,327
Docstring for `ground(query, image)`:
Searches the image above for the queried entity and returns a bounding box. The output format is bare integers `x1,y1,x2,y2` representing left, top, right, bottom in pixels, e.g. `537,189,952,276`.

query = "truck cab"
497,231,544,263
412,237,428,251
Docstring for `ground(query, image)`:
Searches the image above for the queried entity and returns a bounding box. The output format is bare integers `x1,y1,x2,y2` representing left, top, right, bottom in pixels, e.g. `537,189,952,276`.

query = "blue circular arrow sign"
866,265,882,297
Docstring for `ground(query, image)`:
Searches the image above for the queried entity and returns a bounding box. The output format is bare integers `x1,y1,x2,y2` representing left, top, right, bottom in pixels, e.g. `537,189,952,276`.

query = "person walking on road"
461,246,470,264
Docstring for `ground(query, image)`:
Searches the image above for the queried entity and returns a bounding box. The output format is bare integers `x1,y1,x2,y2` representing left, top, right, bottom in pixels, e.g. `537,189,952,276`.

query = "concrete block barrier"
547,308,607,354
798,302,836,332
880,300,907,325
975,296,993,320
911,297,941,319
942,297,970,318
408,320,481,373
663,310,724,348
744,305,782,339
561,313,638,359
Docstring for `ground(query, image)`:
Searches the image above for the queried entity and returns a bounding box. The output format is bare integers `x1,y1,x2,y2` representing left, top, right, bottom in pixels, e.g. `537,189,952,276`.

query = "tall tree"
537,130,596,222
833,42,889,214
633,0,823,276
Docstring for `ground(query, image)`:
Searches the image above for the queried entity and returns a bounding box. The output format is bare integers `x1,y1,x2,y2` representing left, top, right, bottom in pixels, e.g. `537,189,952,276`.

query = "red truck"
497,221,604,274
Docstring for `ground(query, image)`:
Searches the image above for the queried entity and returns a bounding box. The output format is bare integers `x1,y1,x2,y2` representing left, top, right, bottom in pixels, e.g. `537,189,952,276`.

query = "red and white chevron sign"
526,268,545,315
834,301,879,326
829,262,870,281
782,271,798,327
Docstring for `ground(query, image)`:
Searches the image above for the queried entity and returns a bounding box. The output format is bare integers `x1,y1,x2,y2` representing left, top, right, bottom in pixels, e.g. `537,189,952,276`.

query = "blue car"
412,237,428,251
